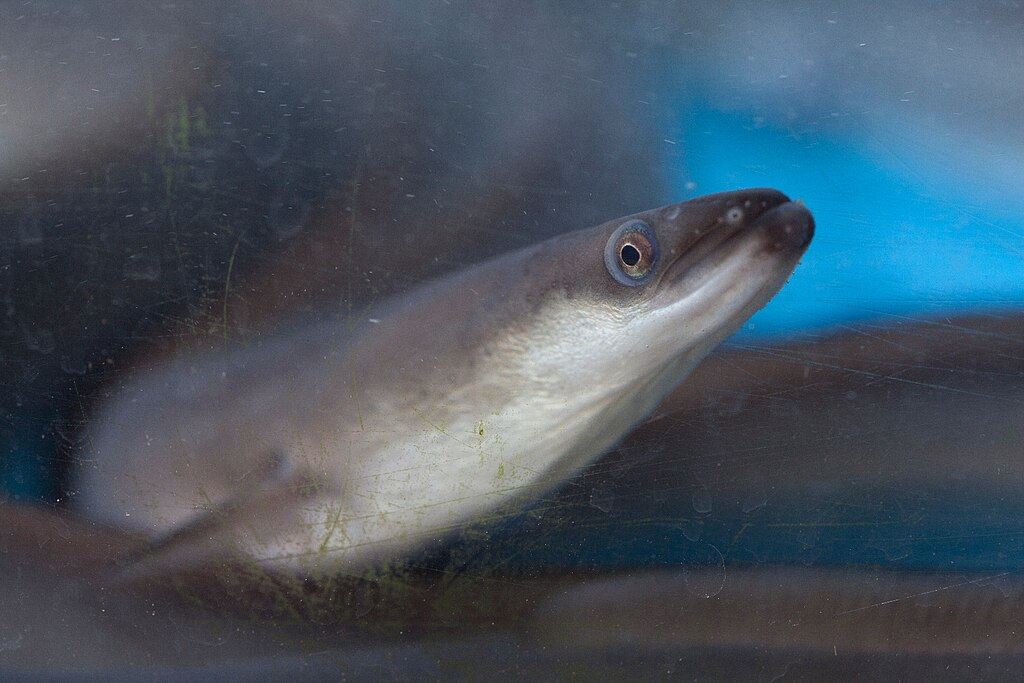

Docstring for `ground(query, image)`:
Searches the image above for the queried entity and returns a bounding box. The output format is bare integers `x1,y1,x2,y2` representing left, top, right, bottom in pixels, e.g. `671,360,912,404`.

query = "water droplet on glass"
679,518,702,542
741,480,768,513
20,323,55,354
60,353,89,376
683,542,725,599
17,213,43,246
692,488,712,514
124,250,161,281
245,121,290,169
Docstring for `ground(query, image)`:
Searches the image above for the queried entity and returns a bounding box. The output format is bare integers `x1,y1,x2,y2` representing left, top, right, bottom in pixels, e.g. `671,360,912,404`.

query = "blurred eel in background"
5,313,1024,675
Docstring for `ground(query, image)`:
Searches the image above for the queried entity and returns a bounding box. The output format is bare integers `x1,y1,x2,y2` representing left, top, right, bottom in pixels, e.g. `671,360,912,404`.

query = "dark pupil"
620,243,642,267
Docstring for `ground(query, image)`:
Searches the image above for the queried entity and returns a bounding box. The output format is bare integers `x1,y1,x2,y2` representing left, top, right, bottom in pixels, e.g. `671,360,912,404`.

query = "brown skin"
341,188,803,404
0,501,141,574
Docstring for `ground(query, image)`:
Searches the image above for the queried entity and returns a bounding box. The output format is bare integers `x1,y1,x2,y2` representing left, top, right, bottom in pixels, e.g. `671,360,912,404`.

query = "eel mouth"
753,200,815,252
657,199,814,298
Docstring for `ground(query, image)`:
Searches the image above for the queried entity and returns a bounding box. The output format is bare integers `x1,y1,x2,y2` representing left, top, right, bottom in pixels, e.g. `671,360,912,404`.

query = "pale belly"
234,393,628,571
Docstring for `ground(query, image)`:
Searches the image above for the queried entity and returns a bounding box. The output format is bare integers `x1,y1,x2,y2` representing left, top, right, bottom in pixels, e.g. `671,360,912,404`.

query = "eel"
10,315,1024,675
72,189,813,576
466,312,1024,573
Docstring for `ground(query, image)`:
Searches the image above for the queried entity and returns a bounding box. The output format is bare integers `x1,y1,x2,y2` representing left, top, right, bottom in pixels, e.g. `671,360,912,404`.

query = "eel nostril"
725,207,744,225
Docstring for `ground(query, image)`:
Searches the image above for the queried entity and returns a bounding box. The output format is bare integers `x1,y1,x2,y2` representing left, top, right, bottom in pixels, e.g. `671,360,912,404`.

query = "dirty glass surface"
2,1,1023,678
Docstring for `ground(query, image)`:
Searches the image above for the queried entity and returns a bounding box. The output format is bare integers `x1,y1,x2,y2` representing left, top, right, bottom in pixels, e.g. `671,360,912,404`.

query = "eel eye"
604,219,659,286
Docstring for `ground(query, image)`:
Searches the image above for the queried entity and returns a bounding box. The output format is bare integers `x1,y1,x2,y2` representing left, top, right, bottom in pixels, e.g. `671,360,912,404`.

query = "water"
1,2,1023,676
